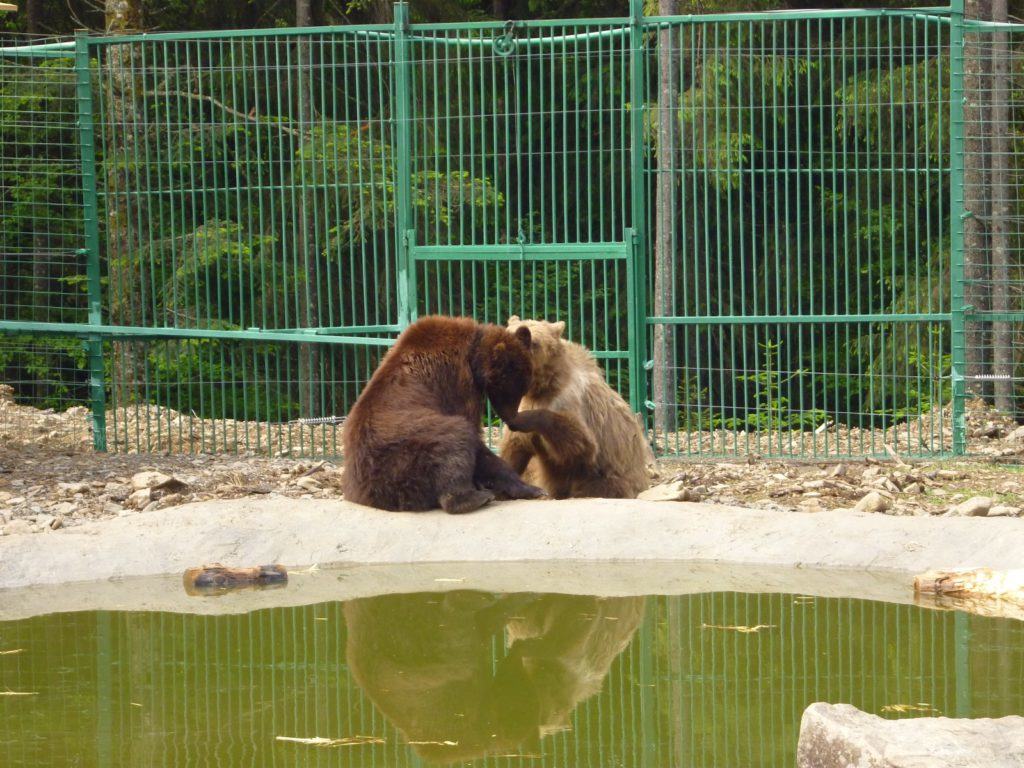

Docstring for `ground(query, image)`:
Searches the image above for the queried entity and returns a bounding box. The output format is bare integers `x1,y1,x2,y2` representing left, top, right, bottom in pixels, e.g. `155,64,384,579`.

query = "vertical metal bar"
393,2,416,327
95,611,113,764
955,612,972,717
628,0,647,415
950,0,967,455
75,33,107,452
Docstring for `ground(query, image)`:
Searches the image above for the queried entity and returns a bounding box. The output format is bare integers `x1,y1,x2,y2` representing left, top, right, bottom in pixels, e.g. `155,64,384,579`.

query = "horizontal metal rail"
648,313,952,326
412,243,629,262
0,41,75,57
3,5,955,52
0,321,397,346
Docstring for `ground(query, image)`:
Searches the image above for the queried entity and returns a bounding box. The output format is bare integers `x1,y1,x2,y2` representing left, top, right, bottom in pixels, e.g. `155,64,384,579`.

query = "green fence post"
394,2,416,328
949,0,967,455
75,32,107,452
628,0,648,416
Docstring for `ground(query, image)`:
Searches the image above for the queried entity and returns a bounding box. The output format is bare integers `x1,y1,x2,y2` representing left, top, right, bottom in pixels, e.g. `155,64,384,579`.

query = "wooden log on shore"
914,569,1024,621
183,563,288,596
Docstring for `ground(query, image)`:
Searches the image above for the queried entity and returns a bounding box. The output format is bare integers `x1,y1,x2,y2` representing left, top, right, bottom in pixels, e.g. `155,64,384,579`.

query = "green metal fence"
1,0,1022,458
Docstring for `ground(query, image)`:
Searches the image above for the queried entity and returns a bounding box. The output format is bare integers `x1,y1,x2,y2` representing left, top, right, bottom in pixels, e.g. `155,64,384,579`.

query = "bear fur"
344,591,644,763
342,315,551,514
499,316,653,499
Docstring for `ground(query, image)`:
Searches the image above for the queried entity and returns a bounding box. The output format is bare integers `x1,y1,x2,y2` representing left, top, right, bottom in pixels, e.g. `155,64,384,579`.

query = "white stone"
797,702,1024,768
990,505,1021,518
637,480,692,502
126,488,152,510
954,497,993,517
855,491,892,513
2,519,32,536
131,471,172,491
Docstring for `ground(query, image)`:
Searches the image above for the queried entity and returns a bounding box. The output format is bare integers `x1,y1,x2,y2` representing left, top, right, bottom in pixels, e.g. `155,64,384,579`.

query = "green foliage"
724,339,827,432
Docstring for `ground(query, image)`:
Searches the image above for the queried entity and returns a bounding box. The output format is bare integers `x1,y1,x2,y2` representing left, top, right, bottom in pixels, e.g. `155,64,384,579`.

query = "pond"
2,591,1023,767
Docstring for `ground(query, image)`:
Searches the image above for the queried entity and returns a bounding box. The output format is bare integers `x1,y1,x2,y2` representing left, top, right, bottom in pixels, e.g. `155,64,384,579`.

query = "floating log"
183,563,288,596
0,4,18,12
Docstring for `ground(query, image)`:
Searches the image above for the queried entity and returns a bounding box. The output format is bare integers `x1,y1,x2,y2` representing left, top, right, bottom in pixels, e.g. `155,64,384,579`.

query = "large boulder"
797,702,1024,768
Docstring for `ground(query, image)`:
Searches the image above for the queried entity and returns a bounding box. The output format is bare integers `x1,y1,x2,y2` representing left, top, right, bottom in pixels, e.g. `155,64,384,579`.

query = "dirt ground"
1,388,1023,535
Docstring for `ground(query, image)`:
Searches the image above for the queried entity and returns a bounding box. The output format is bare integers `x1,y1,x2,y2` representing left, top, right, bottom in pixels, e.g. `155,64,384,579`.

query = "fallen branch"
276,735,385,747
142,90,301,138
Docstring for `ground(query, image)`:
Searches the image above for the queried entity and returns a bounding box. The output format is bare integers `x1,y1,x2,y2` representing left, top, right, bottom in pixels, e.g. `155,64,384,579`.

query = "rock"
855,491,892,513
976,421,1004,439
1007,425,1024,442
904,482,922,495
802,479,827,490
50,516,63,530
826,464,848,478
131,471,172,491
2,519,33,536
155,493,184,509
52,501,76,516
953,496,993,517
638,480,696,502
126,488,152,510
103,501,124,515
689,485,708,501
58,481,89,496
150,476,189,500
31,513,56,529
294,476,322,492
989,505,1021,518
935,469,963,481
797,702,1024,768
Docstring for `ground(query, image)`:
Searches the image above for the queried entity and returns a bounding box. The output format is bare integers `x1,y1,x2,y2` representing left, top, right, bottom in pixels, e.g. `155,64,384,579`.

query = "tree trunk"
990,0,1014,414
653,0,680,442
24,0,42,34
104,0,144,409
963,0,992,397
296,0,320,420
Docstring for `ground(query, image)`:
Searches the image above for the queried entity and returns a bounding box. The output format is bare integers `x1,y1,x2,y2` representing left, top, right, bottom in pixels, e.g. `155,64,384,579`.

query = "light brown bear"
498,316,652,499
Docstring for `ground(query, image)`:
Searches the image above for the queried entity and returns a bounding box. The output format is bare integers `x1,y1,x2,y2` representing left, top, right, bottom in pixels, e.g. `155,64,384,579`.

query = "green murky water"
2,591,1023,767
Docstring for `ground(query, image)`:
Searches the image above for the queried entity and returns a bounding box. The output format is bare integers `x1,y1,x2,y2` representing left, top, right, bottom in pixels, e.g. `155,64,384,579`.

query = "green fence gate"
1,0,1022,459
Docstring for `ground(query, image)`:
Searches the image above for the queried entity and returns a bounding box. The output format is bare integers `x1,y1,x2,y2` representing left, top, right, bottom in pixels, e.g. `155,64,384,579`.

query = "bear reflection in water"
344,592,645,764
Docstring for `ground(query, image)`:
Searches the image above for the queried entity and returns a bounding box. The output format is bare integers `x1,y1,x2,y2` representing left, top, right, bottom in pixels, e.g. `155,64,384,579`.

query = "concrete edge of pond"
1,496,1022,619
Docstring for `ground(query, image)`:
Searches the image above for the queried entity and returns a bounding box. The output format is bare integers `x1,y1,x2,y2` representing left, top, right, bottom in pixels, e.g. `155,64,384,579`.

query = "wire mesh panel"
646,14,953,457
409,22,637,392
82,30,405,453
959,24,1024,429
0,41,96,433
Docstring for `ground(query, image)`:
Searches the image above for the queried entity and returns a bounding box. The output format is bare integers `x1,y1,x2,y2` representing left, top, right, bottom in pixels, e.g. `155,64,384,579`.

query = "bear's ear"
514,325,532,348
551,321,566,338
507,314,521,327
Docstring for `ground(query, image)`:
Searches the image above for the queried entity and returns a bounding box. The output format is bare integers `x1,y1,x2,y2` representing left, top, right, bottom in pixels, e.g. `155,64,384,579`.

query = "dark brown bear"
342,315,565,514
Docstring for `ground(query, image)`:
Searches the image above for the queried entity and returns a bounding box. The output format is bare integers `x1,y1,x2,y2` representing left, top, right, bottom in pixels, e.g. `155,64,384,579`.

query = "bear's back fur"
342,315,536,512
